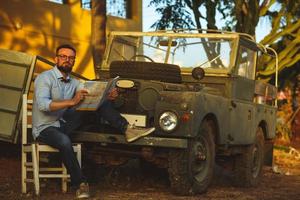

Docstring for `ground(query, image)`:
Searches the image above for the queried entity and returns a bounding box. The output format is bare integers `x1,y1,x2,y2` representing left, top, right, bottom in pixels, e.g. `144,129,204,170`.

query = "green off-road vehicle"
75,30,278,195
0,30,278,195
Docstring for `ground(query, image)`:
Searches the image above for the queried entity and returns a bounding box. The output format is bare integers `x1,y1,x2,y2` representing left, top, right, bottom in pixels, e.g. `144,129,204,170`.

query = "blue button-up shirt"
32,66,81,139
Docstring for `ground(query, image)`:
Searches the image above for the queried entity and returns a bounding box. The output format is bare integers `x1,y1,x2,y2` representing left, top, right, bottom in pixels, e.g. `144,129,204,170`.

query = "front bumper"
73,131,188,149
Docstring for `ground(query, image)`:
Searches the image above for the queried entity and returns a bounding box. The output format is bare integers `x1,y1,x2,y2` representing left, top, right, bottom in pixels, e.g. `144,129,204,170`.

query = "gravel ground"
0,142,300,200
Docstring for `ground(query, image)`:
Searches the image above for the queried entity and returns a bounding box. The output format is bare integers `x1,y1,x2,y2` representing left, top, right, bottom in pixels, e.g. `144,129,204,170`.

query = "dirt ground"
0,142,300,200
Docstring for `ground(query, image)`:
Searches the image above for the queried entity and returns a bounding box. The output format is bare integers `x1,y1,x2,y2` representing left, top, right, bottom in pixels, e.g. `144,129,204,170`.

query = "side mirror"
192,67,205,80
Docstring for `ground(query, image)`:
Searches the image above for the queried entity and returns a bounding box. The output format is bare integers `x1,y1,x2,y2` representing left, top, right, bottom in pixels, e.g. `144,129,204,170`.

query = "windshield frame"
101,31,242,76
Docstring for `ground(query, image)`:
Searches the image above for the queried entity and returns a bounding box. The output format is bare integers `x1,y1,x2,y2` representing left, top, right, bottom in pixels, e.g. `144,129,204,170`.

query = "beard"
57,63,72,74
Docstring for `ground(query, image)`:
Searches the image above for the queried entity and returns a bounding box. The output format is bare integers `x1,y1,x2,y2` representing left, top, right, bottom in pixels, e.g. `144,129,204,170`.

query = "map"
76,77,119,111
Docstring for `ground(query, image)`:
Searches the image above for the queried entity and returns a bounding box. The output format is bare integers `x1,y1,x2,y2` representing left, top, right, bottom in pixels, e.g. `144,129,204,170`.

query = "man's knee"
57,135,73,150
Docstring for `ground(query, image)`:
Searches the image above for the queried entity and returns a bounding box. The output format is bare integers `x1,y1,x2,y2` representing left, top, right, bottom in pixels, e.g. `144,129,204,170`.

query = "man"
32,44,155,198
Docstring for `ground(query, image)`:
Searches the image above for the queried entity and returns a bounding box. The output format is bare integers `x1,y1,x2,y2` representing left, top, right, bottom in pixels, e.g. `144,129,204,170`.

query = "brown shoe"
125,125,155,142
76,182,90,199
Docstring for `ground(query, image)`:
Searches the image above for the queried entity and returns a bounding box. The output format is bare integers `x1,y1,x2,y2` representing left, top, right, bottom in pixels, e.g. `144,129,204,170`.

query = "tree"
149,0,267,35
150,0,195,30
148,0,300,78
257,0,300,77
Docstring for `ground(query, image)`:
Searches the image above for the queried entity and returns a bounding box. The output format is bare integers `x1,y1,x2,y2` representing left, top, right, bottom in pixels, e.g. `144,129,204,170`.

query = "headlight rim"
158,110,179,133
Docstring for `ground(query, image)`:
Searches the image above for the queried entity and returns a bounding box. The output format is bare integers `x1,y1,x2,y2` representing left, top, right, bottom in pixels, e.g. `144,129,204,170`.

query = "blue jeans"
37,100,128,186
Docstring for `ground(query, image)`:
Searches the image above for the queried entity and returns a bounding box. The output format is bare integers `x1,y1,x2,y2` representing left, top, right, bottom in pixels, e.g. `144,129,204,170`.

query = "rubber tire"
168,120,215,195
109,61,182,83
233,127,265,187
130,54,154,62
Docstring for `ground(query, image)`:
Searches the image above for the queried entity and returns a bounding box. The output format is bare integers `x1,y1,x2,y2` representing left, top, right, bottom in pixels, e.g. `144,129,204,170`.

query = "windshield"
105,33,236,74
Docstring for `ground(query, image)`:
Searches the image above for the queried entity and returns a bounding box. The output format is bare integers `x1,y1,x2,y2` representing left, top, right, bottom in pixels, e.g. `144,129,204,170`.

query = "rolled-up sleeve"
76,80,84,91
34,74,52,111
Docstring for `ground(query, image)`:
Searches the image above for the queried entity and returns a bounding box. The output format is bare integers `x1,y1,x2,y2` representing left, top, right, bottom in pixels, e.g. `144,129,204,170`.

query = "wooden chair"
21,94,82,195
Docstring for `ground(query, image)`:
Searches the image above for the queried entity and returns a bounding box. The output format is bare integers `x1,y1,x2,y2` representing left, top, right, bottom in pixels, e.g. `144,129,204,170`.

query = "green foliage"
149,0,195,30
148,0,260,34
276,99,293,143
256,0,300,79
148,0,299,81
217,0,235,31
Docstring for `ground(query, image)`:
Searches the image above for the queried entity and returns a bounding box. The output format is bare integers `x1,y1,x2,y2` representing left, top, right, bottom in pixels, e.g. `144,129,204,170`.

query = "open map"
76,76,119,111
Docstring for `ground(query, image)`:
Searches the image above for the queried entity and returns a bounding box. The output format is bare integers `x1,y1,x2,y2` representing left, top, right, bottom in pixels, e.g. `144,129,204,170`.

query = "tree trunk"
235,0,259,36
91,0,106,78
205,0,217,30
189,0,223,68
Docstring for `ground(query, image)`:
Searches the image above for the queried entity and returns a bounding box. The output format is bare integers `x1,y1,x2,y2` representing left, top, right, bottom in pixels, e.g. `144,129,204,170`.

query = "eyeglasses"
57,54,75,62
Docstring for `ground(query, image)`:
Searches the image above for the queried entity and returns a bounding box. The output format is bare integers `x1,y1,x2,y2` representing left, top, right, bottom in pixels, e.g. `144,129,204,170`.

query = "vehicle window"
106,34,235,75
237,46,256,79
143,36,234,74
171,38,233,74
106,36,138,67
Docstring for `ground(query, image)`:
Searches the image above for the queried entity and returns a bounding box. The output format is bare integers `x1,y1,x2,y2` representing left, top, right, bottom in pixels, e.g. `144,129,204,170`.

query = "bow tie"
59,78,70,83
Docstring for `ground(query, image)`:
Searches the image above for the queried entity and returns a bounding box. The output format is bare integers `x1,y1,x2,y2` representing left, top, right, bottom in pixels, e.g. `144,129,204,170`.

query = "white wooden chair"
21,94,82,195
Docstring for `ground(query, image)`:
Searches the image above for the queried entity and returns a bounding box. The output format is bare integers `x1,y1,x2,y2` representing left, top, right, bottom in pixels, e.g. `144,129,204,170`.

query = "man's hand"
49,89,88,111
72,89,89,105
107,88,118,100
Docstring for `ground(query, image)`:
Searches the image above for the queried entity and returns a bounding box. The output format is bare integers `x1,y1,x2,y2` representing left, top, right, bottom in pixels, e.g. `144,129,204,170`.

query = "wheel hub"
195,143,207,162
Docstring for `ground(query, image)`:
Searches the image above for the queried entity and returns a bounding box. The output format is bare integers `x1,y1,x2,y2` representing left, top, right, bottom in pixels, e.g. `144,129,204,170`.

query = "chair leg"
62,164,67,193
31,144,40,196
25,144,81,194
21,148,27,194
77,144,82,168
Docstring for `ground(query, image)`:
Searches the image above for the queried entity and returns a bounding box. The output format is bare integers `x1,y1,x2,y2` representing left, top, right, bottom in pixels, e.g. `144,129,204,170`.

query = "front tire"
168,120,215,195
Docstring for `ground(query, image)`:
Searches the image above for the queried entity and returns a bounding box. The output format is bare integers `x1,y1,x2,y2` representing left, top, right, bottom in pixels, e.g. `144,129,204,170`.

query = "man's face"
55,48,76,74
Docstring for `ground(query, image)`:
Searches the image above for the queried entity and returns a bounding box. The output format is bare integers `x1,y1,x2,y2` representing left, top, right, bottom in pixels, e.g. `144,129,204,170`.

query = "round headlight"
159,111,178,132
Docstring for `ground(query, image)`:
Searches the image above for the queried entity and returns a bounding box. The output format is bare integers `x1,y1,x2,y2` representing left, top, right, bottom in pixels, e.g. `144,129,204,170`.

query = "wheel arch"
201,113,220,144
258,120,268,140
258,120,274,166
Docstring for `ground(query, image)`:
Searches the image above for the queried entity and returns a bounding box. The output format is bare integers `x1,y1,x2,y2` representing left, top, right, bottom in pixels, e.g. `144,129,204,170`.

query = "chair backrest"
22,94,33,145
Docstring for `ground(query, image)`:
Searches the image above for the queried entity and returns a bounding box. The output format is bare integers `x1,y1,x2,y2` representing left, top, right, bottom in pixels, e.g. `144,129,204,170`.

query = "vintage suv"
74,30,278,195
0,30,278,196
